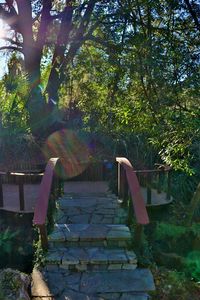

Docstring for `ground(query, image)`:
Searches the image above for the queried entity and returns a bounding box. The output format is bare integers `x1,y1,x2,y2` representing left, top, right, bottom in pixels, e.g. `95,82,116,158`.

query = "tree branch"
1,37,22,46
77,0,98,36
15,0,33,41
87,35,115,48
5,0,18,16
0,5,20,33
184,0,200,32
0,45,23,52
63,0,98,66
36,0,53,52
46,3,74,100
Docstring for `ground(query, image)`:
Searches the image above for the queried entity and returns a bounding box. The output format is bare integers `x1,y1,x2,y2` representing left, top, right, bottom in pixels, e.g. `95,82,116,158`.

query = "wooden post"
147,173,152,205
137,172,141,186
124,170,129,202
19,177,24,211
134,224,143,250
121,168,125,204
167,170,171,200
157,171,162,194
51,175,56,197
0,175,3,207
39,224,48,249
58,178,62,197
118,163,121,198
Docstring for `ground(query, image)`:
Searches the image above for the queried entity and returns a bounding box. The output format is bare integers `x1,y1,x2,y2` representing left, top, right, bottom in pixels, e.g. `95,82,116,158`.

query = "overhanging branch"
1,37,22,46
184,0,200,32
0,45,23,52
0,5,20,33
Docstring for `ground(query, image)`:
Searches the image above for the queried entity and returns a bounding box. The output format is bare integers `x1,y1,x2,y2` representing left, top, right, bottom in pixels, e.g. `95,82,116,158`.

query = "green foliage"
171,172,199,204
0,226,34,272
151,267,200,300
0,73,30,134
184,251,200,281
33,237,47,267
0,229,19,256
188,183,200,224
155,223,187,240
149,221,200,281
54,0,200,173
0,0,199,173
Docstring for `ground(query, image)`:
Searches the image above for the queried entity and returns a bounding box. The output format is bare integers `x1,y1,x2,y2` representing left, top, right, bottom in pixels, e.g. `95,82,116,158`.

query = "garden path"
31,181,155,299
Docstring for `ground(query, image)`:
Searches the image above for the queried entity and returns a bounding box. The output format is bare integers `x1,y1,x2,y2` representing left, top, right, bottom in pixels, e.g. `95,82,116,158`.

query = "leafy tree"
0,0,199,173
0,0,114,134
63,0,200,172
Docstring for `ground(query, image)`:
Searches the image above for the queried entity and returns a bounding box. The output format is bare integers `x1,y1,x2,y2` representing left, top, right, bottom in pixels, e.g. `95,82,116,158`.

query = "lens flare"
0,19,7,38
43,129,91,179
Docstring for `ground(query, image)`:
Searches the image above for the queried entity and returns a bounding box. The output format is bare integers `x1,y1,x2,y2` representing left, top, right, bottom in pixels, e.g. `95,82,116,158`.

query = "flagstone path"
32,183,155,299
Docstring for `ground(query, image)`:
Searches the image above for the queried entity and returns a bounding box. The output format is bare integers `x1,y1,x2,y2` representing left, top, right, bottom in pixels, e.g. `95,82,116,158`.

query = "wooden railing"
0,170,43,211
0,172,5,208
116,157,149,225
33,158,63,249
135,166,172,205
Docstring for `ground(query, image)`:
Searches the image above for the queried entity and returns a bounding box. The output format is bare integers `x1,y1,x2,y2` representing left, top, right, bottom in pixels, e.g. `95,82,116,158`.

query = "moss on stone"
0,269,30,300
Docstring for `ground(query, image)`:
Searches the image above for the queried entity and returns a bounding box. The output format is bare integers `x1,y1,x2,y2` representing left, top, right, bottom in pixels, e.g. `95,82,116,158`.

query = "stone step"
48,224,132,248
45,247,137,272
80,269,155,293
55,197,127,224
63,192,117,198
40,268,155,299
57,195,121,206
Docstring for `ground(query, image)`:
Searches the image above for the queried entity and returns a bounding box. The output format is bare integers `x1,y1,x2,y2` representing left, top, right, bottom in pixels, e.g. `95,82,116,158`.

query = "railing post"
19,177,24,211
147,173,152,205
116,157,149,225
51,174,56,198
167,170,171,200
118,163,121,198
0,174,3,207
134,224,143,249
55,175,60,199
157,171,162,194
38,224,48,249
58,178,63,197
121,168,128,207
123,169,129,205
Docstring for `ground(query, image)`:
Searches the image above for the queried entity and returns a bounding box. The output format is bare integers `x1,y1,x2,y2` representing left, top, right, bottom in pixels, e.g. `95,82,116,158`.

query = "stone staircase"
32,191,155,300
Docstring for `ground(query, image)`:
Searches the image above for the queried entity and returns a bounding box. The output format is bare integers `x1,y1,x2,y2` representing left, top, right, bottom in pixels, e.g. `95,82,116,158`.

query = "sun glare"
0,19,6,38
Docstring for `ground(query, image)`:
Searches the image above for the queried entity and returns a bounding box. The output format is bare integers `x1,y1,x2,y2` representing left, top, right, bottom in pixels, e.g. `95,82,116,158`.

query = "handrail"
33,157,61,249
133,169,170,174
116,157,149,225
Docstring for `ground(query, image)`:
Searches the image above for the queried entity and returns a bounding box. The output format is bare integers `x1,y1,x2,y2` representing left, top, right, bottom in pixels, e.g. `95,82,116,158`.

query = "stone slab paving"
80,269,154,293
64,181,109,194
32,182,155,299
34,268,152,300
55,196,127,224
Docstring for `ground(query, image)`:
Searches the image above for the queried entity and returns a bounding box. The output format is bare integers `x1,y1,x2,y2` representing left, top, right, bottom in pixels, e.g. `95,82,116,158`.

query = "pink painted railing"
33,158,62,249
116,157,149,225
